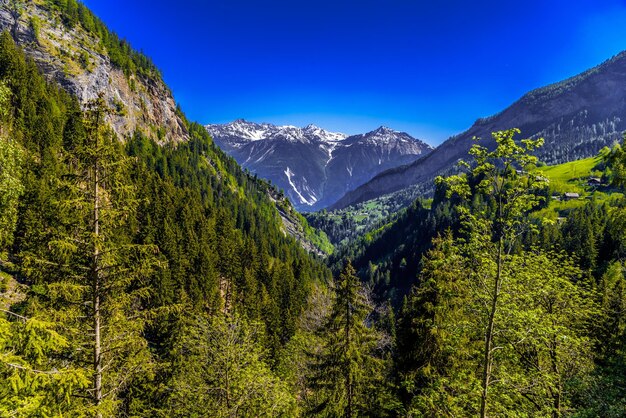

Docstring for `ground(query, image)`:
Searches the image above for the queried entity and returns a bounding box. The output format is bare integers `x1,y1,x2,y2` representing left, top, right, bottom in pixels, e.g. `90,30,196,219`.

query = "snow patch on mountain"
206,119,348,146
255,146,274,164
303,124,348,142
321,141,341,166
284,167,317,206
207,120,433,210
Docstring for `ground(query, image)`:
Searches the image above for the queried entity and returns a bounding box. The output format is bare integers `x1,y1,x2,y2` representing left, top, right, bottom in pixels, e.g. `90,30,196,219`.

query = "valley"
1,0,626,417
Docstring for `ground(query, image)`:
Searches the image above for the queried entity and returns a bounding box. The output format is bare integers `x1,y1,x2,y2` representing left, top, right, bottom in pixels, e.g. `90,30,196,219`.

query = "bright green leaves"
0,135,23,249
0,81,24,250
441,128,548,244
402,235,597,416
603,133,626,190
167,314,297,417
0,314,89,417
404,129,596,417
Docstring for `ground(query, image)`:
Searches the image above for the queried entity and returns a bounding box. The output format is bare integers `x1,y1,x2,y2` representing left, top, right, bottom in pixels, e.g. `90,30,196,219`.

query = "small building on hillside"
587,177,603,186
564,192,580,200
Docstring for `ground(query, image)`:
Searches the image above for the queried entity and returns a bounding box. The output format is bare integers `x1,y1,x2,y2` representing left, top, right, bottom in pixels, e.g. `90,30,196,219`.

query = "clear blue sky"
81,0,626,144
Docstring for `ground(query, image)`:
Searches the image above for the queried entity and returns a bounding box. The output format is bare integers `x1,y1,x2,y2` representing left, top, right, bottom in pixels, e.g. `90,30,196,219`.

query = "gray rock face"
206,121,432,211
332,51,626,210
0,1,187,143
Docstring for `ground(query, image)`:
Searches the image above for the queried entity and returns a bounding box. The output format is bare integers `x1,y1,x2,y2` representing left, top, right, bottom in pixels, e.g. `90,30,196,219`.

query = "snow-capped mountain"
205,120,432,211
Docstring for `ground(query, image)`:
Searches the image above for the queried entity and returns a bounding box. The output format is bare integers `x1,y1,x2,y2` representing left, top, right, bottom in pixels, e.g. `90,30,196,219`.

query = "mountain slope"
332,51,626,209
206,120,432,211
0,8,334,414
0,0,188,143
0,0,333,254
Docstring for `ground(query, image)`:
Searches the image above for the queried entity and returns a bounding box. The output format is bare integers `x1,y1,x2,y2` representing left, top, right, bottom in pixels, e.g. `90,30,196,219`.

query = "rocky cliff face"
0,0,188,143
0,0,332,254
332,51,626,210
207,120,432,211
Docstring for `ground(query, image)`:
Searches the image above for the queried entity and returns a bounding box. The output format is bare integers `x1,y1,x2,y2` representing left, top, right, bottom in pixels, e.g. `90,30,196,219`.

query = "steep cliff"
0,0,187,143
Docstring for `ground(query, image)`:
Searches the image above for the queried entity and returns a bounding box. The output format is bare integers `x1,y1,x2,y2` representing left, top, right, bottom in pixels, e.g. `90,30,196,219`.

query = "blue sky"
81,0,626,144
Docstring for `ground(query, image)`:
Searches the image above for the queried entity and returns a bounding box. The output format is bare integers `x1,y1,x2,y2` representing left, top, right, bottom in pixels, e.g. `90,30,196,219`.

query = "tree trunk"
345,279,353,418
92,110,103,418
480,238,503,418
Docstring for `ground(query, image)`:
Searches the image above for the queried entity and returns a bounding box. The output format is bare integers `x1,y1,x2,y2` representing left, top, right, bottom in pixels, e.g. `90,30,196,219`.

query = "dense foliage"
334,129,626,416
0,33,331,416
3,3,626,413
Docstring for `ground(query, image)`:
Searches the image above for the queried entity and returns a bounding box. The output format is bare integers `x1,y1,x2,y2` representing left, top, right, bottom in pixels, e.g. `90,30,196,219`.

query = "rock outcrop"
0,0,187,143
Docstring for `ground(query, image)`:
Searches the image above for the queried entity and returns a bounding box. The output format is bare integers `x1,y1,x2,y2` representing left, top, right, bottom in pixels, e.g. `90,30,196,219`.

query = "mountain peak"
302,124,348,142
206,119,273,142
346,126,433,152
206,121,430,209
359,126,408,142
373,126,396,134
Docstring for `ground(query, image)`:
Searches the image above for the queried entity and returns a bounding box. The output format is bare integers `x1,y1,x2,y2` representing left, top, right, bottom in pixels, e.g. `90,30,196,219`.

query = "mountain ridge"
331,50,626,210
206,120,433,210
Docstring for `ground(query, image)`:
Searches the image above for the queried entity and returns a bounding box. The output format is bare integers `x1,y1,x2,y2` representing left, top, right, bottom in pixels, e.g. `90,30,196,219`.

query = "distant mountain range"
206,120,432,211
332,51,626,210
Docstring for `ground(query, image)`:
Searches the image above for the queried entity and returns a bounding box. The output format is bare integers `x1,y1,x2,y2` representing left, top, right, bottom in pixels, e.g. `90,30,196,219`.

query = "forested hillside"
0,31,333,415
3,0,626,416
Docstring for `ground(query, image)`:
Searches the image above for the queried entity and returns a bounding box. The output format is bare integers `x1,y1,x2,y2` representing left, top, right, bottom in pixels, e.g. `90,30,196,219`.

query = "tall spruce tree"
19,94,160,416
309,261,392,417
396,231,479,415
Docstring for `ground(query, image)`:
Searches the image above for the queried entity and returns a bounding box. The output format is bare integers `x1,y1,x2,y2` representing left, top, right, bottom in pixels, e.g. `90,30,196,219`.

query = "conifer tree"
0,74,89,418
20,94,160,416
309,261,391,417
396,231,479,415
0,81,23,250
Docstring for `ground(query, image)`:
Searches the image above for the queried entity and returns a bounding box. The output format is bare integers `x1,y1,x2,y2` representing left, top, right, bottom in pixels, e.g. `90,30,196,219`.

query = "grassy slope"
535,156,623,219
538,156,602,193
